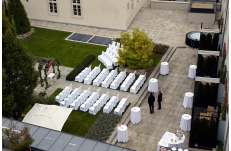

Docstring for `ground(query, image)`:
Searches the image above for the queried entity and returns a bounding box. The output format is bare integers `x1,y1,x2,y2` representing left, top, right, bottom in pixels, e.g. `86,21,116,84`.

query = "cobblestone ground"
115,48,209,151
30,8,216,47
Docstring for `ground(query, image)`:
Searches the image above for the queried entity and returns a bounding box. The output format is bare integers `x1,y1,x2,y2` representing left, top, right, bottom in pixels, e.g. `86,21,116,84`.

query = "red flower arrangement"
46,60,54,73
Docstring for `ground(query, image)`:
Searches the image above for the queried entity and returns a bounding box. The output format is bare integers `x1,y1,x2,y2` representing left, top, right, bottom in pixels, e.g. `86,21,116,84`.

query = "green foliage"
85,113,122,142
211,33,219,51
205,33,212,50
191,118,217,140
203,83,211,102
2,118,34,151
66,55,95,81
196,83,204,102
117,28,154,69
7,0,31,34
200,34,206,49
210,56,217,76
217,141,224,151
197,54,204,74
220,53,226,84
204,56,211,76
152,43,169,55
2,6,38,119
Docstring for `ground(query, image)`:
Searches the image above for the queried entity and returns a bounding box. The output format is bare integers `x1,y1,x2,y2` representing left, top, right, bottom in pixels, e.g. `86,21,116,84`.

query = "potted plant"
2,118,34,151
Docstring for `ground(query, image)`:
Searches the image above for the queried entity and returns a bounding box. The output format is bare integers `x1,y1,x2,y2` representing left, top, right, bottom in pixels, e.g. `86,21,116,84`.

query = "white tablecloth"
188,65,197,79
148,78,158,93
160,62,169,75
131,107,141,124
48,73,56,84
157,131,185,151
117,125,129,143
183,92,194,108
180,114,191,132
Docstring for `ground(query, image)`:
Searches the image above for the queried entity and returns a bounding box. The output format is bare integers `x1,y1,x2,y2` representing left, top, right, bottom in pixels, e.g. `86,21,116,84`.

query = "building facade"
21,0,148,30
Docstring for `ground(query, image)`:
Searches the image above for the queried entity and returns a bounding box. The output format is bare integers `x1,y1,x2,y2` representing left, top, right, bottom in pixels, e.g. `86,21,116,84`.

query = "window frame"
48,0,59,16
131,0,134,10
72,0,83,18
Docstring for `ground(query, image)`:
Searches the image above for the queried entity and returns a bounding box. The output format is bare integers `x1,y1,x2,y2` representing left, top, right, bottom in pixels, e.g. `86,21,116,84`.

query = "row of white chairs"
84,64,101,85
70,88,91,110
130,73,146,94
105,48,119,66
110,69,127,89
102,68,118,88
120,71,136,92
75,66,91,82
80,90,100,112
93,68,109,87
55,84,72,103
98,52,113,69
103,93,120,114
89,91,110,115
114,96,130,116
60,86,82,107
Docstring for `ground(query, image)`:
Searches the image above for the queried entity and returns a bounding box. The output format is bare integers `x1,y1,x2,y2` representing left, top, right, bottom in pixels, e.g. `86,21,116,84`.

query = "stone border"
106,46,177,144
17,28,35,39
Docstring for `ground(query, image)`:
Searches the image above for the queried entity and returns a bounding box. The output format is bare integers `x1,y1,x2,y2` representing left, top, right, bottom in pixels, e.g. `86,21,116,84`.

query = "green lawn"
21,27,106,68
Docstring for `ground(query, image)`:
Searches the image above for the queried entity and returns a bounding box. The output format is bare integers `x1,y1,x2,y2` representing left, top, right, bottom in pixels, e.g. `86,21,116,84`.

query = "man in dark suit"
148,92,155,114
157,91,162,110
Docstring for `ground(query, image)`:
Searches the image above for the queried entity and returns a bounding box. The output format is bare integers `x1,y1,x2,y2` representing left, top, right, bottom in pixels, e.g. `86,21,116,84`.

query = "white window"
49,0,58,13
73,0,81,16
131,0,134,10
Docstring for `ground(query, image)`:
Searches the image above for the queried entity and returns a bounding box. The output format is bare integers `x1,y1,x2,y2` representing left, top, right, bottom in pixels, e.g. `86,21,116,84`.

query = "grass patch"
21,27,106,68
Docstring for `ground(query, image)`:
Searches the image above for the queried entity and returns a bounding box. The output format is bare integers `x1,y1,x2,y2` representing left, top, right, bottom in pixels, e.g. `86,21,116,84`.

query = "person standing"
157,91,162,110
148,92,155,114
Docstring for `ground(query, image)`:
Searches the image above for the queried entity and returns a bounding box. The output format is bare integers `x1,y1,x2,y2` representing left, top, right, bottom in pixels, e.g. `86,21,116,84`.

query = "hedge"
66,55,95,81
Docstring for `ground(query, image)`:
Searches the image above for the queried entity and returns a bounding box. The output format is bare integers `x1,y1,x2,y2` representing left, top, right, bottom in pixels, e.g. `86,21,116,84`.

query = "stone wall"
118,65,152,75
17,28,35,39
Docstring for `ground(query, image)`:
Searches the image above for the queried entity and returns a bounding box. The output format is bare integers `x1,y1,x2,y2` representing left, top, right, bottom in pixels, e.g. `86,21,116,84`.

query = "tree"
205,33,212,50
2,6,38,119
2,118,34,151
117,28,154,69
196,83,204,102
7,0,31,34
203,83,211,102
197,54,204,74
204,56,211,76
211,33,219,51
210,56,217,77
200,33,206,49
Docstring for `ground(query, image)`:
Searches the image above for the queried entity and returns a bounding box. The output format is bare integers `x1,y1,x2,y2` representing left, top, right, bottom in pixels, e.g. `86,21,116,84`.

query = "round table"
168,135,185,149
160,62,169,75
117,125,129,143
131,107,141,124
188,65,197,79
148,78,158,93
180,114,192,132
183,92,194,108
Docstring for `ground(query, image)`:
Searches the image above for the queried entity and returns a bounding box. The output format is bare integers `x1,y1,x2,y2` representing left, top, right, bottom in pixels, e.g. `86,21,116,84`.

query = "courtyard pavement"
115,47,207,151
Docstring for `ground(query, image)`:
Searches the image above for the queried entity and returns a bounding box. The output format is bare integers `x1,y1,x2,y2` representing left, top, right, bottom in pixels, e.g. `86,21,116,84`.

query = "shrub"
66,55,95,81
152,43,169,55
85,113,122,142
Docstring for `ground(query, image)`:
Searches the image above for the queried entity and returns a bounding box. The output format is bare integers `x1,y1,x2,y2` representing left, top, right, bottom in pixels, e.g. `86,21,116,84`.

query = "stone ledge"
17,28,35,39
